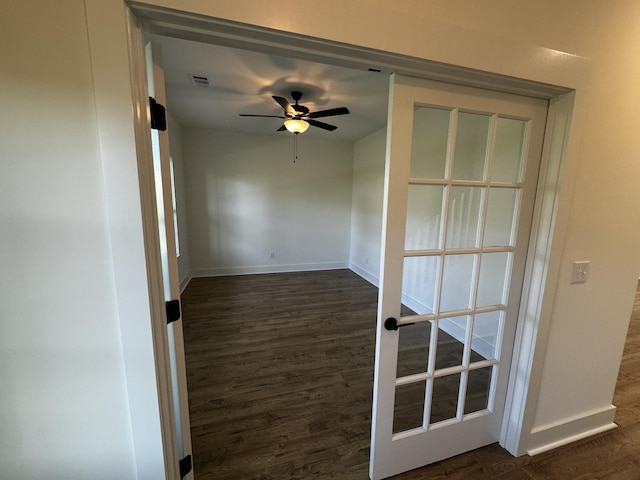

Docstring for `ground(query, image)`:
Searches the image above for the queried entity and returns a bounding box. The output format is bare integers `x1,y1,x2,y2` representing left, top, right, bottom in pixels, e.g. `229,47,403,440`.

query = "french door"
147,42,194,479
370,74,548,479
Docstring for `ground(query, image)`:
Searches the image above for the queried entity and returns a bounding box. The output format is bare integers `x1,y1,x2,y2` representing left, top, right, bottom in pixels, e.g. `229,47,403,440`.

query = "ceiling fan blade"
307,119,338,131
277,125,287,132
239,114,286,118
272,96,296,116
307,107,350,119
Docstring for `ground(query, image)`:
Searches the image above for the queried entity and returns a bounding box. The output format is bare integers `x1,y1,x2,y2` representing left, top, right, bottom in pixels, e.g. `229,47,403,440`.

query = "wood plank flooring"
182,271,640,479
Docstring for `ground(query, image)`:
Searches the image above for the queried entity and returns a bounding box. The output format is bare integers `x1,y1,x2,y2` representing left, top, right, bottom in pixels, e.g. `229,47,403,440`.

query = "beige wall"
0,1,136,478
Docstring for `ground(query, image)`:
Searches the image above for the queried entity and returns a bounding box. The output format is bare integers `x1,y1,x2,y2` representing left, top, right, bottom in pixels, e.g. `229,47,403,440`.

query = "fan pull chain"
293,133,298,163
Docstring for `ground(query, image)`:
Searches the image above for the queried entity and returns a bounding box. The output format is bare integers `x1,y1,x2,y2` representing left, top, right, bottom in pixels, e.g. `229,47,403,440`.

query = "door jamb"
125,9,184,480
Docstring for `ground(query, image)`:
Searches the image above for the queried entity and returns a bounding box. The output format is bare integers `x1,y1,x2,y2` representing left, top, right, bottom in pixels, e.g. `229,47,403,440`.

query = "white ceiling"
148,34,390,141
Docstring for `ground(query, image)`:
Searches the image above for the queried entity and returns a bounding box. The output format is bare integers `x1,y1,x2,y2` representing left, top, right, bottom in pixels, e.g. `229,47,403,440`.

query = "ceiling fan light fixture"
284,118,309,134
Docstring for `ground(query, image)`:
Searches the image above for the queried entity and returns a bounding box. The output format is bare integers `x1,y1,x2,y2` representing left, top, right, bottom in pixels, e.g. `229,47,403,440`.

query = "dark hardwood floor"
182,271,640,479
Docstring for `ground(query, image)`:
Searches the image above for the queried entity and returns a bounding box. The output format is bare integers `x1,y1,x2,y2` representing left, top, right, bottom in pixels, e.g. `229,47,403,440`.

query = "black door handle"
384,317,415,331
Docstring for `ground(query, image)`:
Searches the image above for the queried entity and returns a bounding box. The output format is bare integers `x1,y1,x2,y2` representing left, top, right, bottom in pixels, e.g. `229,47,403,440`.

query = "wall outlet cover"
571,261,590,284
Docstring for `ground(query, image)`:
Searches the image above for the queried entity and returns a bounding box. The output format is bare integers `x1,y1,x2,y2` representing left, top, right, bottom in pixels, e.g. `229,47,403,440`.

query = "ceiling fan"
239,91,350,133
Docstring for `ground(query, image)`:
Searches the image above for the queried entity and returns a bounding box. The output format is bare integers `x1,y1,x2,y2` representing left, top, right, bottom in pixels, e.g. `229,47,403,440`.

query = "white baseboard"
190,261,349,278
400,292,433,316
349,262,380,287
396,292,499,361
525,405,617,456
437,318,496,360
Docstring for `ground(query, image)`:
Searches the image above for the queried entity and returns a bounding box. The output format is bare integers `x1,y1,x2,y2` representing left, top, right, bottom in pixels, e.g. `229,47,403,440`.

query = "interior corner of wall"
179,270,193,293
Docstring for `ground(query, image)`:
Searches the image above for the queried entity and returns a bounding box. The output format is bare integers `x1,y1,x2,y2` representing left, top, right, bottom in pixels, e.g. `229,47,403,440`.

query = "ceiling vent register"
188,74,212,87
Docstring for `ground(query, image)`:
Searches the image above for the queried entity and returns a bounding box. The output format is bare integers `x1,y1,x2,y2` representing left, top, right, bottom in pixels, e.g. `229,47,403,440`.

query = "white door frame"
85,1,591,477
146,39,194,477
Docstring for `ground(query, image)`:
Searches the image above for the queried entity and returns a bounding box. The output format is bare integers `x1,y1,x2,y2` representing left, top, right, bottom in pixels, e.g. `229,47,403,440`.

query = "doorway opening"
149,33,391,477
151,29,551,477
117,4,580,479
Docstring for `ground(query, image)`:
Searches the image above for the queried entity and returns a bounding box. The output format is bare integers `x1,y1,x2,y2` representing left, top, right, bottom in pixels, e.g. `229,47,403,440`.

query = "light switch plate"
571,261,590,284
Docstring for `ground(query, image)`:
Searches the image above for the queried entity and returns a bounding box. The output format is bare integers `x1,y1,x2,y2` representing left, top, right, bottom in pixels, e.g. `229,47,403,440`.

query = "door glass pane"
464,367,493,414
492,117,527,182
402,256,438,315
446,186,483,249
430,374,461,424
393,381,426,433
471,311,502,361
484,188,518,247
397,322,432,378
452,112,490,181
411,106,450,179
440,254,475,312
405,185,443,251
435,317,468,370
477,252,510,307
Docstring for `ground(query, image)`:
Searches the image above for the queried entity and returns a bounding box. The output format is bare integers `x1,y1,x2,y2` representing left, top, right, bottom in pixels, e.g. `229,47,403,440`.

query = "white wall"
167,113,191,289
0,2,136,479
349,128,387,285
182,128,354,276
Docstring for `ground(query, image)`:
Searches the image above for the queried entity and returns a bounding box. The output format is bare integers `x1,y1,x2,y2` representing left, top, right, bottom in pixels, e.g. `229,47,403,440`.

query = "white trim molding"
349,262,380,288
526,406,617,456
191,261,349,278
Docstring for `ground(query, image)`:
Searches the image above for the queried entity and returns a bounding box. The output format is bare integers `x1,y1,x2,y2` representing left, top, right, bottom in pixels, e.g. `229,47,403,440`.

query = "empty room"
154,34,393,477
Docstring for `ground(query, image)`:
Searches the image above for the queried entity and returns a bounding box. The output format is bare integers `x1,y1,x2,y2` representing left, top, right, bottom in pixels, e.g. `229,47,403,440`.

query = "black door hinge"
149,96,167,131
166,299,181,324
179,454,192,478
